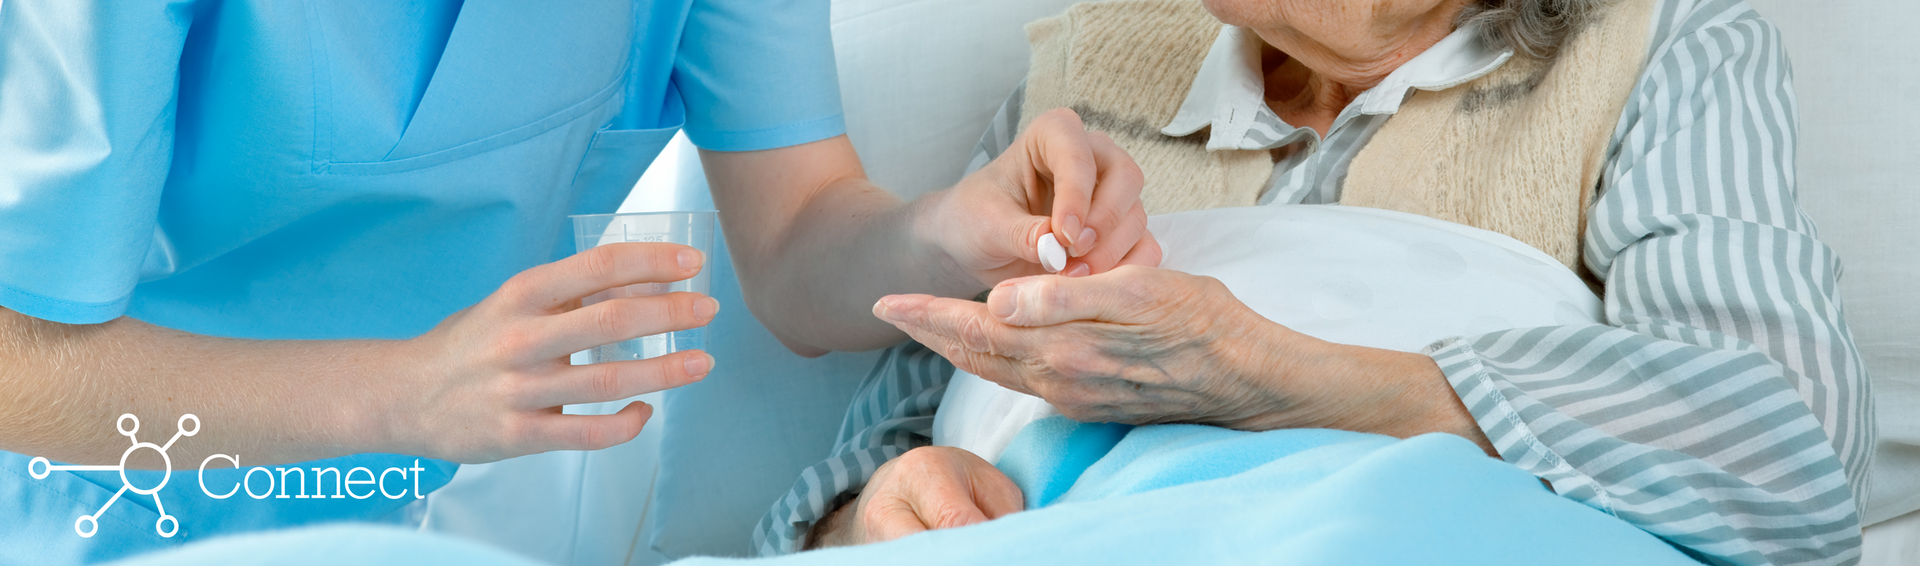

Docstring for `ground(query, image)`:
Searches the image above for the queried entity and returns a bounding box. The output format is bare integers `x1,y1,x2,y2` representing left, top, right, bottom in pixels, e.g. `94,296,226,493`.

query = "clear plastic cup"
570,211,717,364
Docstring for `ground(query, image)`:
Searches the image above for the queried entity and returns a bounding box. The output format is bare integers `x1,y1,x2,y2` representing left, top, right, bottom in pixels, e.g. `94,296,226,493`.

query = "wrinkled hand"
385,243,718,464
927,108,1163,285
809,446,1024,549
871,266,1483,442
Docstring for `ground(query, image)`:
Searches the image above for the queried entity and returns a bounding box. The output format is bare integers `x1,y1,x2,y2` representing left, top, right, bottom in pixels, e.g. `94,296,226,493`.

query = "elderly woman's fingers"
874,294,1037,358
860,447,1007,544
873,294,1049,395
984,265,1170,328
860,496,932,543
971,462,1025,520
941,446,1025,520
899,447,1008,530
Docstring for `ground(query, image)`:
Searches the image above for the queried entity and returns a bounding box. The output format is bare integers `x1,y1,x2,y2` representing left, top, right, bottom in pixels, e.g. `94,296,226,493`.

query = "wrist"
1319,344,1495,454
334,338,423,458
1221,316,1332,430
1230,321,1477,443
908,188,992,296
806,494,860,550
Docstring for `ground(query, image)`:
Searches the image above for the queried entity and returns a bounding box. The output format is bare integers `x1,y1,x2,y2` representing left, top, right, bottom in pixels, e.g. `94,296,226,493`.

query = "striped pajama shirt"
755,0,1873,563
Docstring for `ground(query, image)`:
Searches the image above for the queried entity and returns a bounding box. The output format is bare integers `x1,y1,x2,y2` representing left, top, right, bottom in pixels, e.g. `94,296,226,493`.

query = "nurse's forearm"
1,243,711,468
710,115,1156,354
0,308,391,468
705,138,982,354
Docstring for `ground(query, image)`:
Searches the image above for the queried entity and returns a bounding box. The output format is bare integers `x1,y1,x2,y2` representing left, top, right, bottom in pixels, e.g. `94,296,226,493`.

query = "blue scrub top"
0,0,842,561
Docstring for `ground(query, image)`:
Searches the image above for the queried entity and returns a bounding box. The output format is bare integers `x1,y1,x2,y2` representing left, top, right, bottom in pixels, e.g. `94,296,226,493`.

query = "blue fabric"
1,450,455,565
100,525,549,566
994,418,1131,508
650,183,890,558
105,421,1703,565
0,0,840,562
0,0,842,330
719,421,1699,565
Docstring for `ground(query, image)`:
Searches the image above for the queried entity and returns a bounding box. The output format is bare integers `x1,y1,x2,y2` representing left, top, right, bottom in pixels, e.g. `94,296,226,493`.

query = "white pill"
1038,233,1068,273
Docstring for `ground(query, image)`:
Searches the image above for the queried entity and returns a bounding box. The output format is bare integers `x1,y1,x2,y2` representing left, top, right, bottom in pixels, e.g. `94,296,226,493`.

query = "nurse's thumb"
1004,216,1052,266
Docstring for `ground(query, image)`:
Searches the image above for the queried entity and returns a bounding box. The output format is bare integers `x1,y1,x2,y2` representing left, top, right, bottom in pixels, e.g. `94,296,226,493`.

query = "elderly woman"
758,0,1871,564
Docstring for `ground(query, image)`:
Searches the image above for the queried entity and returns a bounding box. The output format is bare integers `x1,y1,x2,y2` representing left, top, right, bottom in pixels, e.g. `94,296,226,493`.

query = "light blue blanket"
109,419,1699,565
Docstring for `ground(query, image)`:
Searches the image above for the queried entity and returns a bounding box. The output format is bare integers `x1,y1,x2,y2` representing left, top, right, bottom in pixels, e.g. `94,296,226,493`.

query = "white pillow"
834,0,1115,198
935,205,1603,462
1742,0,1920,526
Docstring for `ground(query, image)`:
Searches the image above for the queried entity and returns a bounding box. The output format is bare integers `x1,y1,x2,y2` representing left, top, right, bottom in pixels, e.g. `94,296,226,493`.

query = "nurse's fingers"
1063,201,1150,275
529,292,718,360
1021,109,1102,254
1116,227,1164,268
1064,131,1145,260
521,401,653,452
519,350,712,410
502,243,704,314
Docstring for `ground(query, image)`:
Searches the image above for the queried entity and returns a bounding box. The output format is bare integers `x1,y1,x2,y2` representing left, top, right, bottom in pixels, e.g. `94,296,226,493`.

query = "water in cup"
570,211,717,364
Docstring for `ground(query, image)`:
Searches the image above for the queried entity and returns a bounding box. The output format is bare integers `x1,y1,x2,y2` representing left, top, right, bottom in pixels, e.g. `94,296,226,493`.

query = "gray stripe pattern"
755,0,1871,563
966,81,1025,175
750,342,954,556
1257,109,1387,206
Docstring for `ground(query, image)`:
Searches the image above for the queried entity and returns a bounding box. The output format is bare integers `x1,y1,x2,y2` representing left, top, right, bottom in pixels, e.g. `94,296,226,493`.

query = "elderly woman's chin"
1197,0,1478,68
1199,0,1468,35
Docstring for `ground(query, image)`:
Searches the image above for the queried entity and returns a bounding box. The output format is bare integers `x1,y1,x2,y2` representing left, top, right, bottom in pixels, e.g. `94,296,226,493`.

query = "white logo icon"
28,414,200,538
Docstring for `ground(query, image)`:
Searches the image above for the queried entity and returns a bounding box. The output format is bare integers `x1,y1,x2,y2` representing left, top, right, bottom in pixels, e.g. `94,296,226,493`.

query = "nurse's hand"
808,446,1023,549
384,242,719,464
930,108,1163,283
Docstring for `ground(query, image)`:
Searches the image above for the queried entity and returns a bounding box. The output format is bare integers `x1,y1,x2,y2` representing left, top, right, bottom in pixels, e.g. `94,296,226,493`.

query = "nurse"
0,0,1156,561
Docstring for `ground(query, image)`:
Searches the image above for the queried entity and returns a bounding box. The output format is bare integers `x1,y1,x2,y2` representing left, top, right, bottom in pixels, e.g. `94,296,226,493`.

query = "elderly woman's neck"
1263,54,1366,137
1248,0,1471,136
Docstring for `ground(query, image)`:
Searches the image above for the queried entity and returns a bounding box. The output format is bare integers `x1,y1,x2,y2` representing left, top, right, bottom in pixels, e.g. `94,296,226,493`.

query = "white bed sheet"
1861,509,1920,565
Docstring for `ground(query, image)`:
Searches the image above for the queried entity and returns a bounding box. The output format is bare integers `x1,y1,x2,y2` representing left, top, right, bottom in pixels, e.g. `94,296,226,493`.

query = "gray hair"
1456,0,1610,60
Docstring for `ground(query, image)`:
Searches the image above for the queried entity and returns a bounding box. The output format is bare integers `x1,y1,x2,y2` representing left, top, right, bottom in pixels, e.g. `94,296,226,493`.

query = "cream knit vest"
1016,0,1656,271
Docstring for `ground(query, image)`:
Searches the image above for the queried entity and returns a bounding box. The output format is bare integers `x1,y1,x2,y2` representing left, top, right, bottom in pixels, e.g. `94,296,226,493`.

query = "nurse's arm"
704,109,1160,354
0,242,717,467
0,308,403,467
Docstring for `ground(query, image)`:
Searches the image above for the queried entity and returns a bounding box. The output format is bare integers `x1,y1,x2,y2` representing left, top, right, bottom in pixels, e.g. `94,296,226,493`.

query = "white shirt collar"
1161,23,1514,151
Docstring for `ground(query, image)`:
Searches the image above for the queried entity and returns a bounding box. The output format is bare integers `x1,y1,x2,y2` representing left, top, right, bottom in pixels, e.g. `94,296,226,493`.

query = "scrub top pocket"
547,124,685,260
312,0,632,176
570,126,680,198
319,82,626,177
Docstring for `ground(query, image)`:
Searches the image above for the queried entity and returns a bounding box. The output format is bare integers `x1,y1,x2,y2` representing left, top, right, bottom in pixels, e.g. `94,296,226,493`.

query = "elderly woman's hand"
873,266,1493,450
808,446,1023,549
